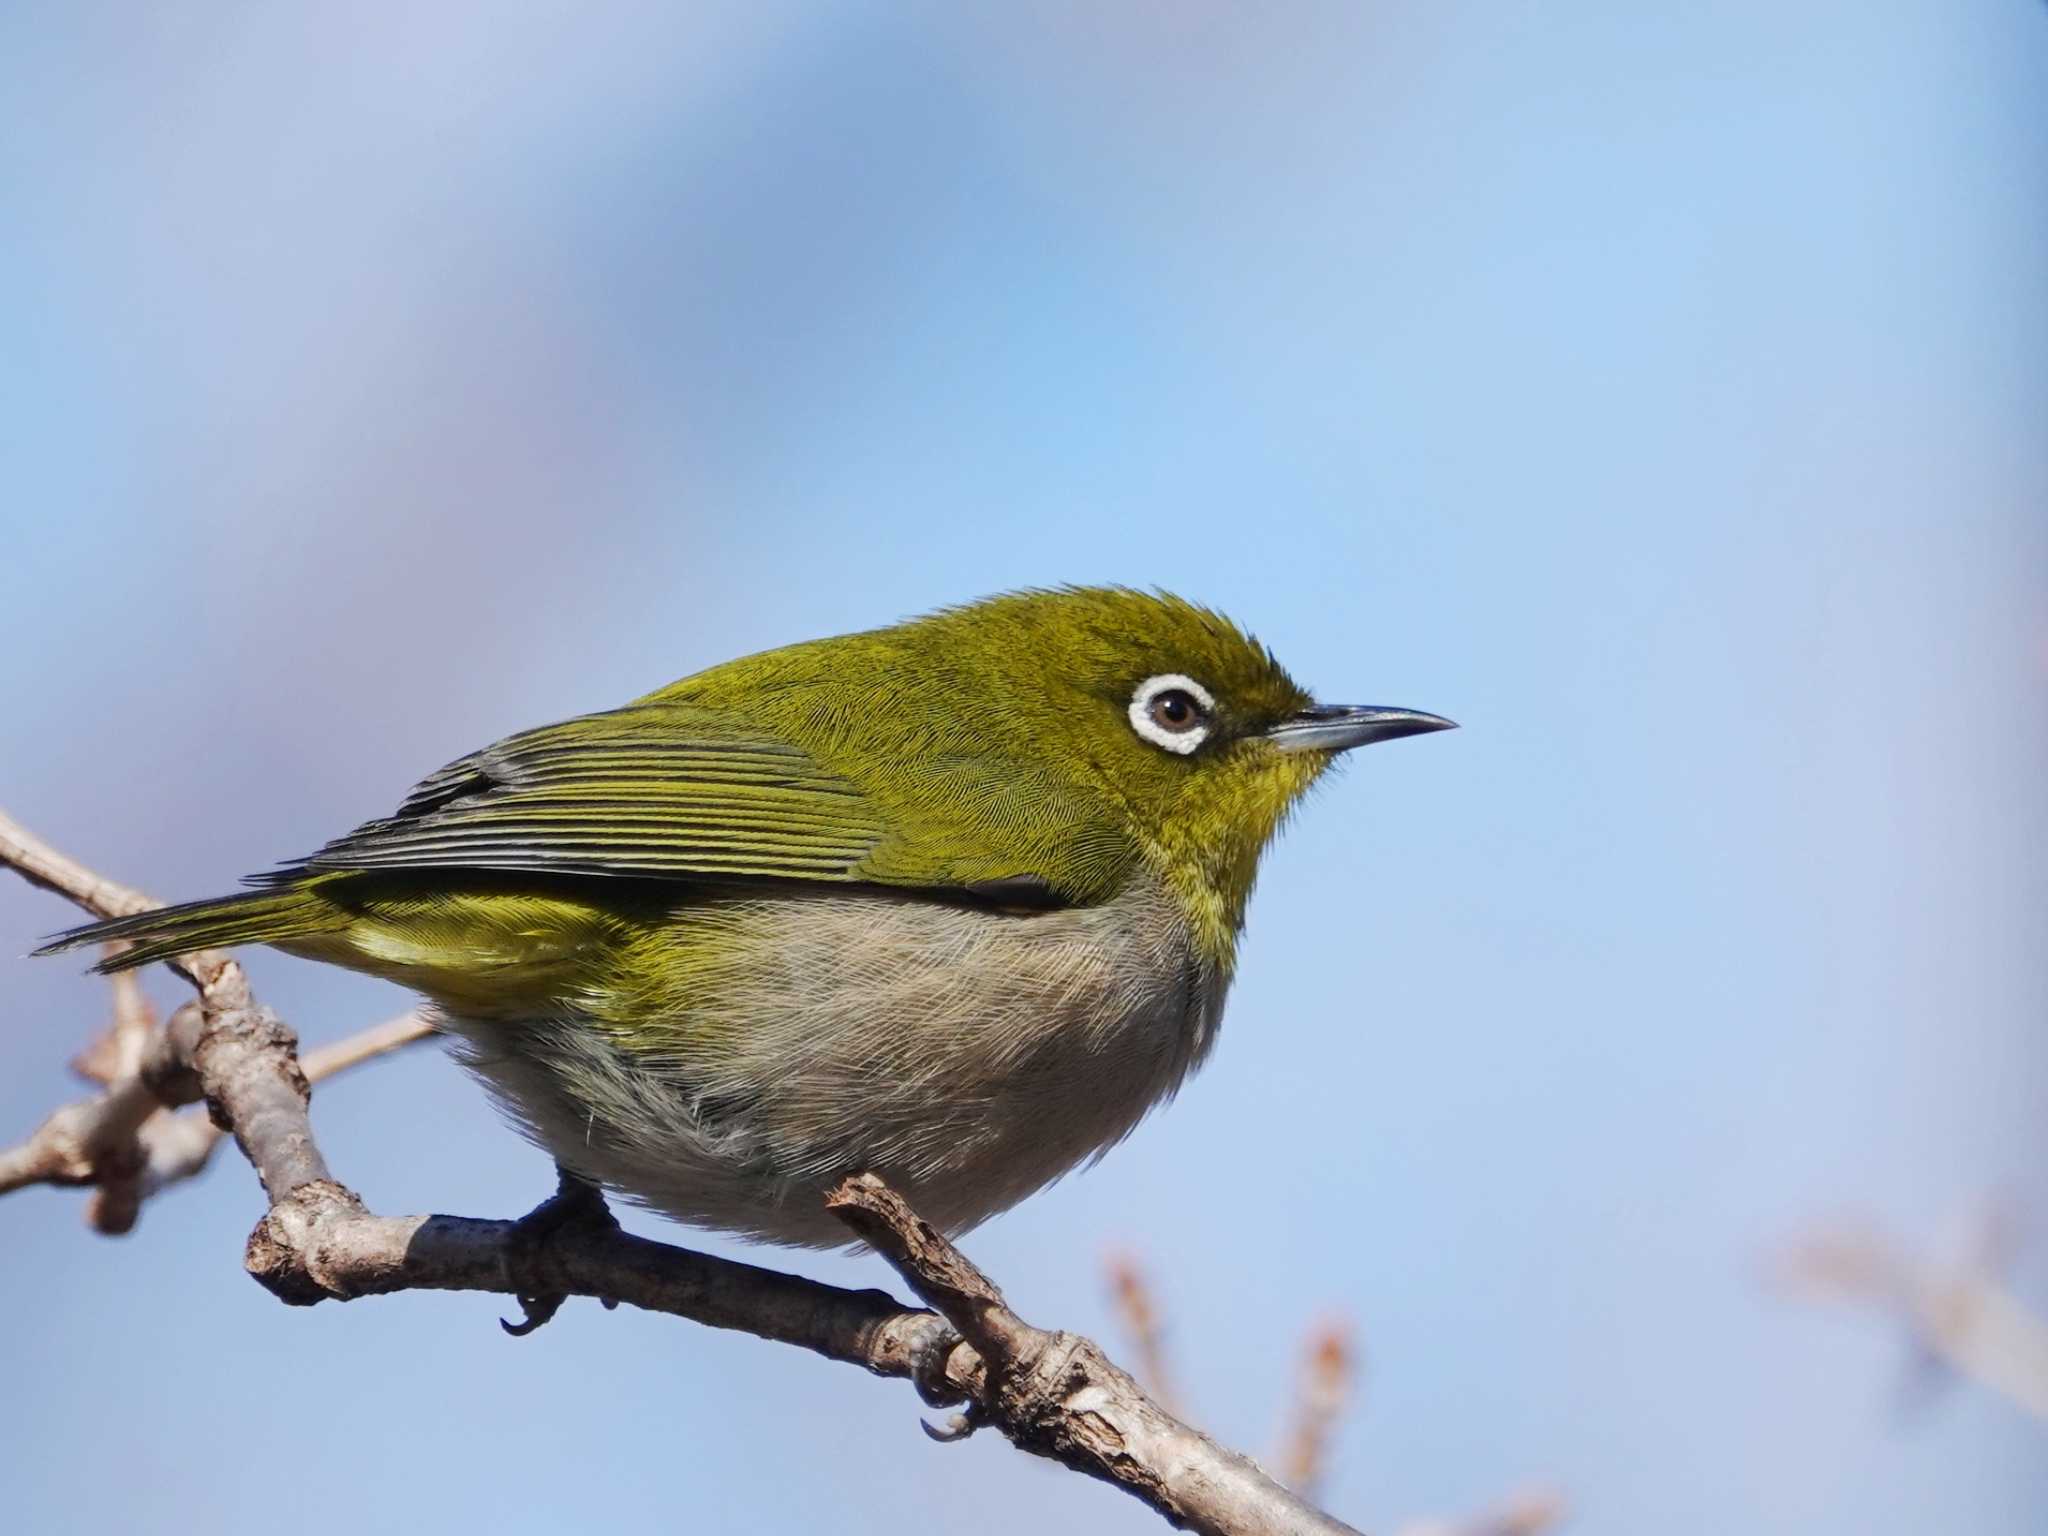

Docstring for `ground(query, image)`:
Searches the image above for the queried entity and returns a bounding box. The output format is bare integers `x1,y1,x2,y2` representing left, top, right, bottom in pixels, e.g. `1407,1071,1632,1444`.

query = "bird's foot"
501,1166,618,1337
908,1322,985,1441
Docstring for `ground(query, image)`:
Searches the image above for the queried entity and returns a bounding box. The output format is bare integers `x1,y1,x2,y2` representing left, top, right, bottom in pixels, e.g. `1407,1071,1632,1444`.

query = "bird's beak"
1262,705,1458,754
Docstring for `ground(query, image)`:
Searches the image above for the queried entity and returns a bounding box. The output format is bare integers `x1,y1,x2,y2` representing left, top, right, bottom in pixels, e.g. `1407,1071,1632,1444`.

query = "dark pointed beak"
1263,705,1458,754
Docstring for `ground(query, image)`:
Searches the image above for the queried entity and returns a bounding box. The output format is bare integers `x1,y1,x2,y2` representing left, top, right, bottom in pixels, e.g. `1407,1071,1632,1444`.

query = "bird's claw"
908,1324,972,1409
501,1292,567,1337
920,1405,987,1444
498,1166,618,1338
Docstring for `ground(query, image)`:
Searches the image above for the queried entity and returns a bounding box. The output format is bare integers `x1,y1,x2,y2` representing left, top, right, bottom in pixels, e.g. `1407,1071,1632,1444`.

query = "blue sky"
3,5,2044,1533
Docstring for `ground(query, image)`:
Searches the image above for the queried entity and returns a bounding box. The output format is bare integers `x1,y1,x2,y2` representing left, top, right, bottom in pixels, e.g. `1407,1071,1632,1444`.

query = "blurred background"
2,3,2043,1532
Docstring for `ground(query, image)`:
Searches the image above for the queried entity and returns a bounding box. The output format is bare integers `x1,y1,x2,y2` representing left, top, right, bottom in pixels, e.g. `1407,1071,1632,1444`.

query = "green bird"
44,588,1452,1247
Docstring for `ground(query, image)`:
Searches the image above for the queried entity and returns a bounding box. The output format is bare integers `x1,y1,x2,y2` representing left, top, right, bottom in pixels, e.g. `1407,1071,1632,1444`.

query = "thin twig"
303,1011,434,1078
1277,1318,1356,1499
1775,1211,2048,1422
70,955,155,1085
1394,1486,1568,1536
1107,1249,1181,1413
0,808,160,923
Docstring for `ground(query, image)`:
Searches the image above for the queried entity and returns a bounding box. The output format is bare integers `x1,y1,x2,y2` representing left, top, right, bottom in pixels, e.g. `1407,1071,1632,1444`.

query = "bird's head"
885,588,1455,950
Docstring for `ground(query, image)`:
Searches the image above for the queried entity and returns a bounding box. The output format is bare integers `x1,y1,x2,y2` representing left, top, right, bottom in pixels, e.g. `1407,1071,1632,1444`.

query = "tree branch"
5,807,1362,1536
0,808,161,923
1776,1208,2048,1423
831,1175,1358,1535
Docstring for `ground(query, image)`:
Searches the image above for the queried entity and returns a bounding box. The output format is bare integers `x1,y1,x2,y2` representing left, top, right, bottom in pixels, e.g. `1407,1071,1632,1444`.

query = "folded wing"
256,703,889,887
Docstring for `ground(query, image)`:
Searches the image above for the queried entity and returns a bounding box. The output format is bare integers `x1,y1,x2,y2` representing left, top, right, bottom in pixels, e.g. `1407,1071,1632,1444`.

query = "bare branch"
0,807,232,996
0,1078,156,1197
0,951,164,1231
303,1011,434,1077
6,808,1366,1535
2,990,427,1221
70,956,155,1085
2,805,430,1224
118,1011,435,1203
1776,1211,2048,1422
0,808,160,923
831,1175,1358,1536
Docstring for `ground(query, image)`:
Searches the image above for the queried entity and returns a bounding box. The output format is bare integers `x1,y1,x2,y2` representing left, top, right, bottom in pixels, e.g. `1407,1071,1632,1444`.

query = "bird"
42,587,1453,1248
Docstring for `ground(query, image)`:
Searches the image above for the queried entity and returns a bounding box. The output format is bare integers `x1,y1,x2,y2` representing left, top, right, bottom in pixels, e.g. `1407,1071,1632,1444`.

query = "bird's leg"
500,1163,618,1337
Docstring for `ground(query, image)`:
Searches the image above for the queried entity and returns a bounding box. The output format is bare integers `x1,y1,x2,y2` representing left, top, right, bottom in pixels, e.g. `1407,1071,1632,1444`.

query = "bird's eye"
1149,690,1200,730
1128,674,1215,754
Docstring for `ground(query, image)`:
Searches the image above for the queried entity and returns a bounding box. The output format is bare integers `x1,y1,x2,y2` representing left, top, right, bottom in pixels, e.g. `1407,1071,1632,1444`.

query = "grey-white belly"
438,870,1226,1247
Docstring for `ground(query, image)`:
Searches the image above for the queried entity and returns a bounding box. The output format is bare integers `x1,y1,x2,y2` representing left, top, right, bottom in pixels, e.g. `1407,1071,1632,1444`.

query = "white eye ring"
1128,673,1215,754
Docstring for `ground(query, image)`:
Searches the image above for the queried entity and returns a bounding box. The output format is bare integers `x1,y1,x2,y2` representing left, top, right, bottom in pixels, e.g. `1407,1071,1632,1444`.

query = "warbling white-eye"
45,588,1452,1246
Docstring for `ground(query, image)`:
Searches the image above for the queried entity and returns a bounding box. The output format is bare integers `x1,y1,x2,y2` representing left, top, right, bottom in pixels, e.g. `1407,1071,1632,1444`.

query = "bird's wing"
254,701,1082,899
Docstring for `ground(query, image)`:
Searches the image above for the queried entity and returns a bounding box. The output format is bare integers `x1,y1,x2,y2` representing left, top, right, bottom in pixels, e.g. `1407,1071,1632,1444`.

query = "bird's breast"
440,867,1226,1246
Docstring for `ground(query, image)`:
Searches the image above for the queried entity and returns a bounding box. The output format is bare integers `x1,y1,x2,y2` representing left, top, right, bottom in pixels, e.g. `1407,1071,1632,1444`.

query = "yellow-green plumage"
45,588,1450,1245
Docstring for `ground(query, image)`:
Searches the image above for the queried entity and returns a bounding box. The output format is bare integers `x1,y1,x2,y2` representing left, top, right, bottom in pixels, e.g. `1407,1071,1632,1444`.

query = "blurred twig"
70,954,154,1085
1107,1248,1181,1414
1394,1485,1569,1536
1774,1204,2048,1422
1105,1251,1562,1529
1277,1317,1355,1499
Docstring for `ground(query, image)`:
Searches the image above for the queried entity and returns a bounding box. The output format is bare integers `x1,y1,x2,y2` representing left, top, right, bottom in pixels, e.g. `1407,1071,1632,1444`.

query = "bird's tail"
34,884,349,973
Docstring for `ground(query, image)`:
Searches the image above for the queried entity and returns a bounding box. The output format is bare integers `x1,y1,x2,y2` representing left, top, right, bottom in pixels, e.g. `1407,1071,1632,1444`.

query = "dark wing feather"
254,703,890,887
